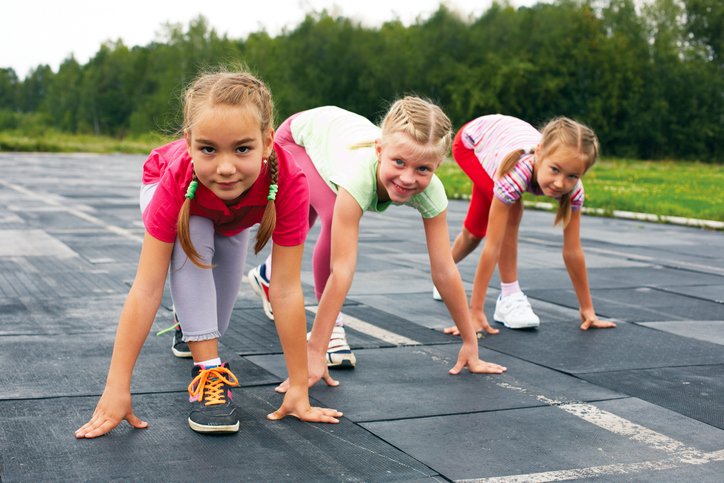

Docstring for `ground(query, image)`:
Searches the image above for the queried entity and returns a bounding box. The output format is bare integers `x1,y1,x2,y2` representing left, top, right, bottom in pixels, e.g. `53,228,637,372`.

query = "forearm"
270,284,308,388
469,247,499,311
433,267,479,345
308,270,354,354
106,285,164,390
564,248,594,313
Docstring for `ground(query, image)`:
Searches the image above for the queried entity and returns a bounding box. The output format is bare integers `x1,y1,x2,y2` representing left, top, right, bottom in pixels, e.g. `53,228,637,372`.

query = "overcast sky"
2,0,543,79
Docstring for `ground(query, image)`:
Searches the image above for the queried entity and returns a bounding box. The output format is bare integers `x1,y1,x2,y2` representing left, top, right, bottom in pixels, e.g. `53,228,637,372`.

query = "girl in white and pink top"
442,114,616,334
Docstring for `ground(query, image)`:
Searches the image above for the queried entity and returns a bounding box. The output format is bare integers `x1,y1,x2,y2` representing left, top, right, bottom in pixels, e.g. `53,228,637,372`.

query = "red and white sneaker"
247,264,273,320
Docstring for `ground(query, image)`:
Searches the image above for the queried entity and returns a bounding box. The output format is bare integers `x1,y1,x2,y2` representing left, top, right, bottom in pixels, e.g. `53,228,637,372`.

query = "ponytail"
254,151,278,254
496,148,526,179
177,173,213,269
555,192,572,228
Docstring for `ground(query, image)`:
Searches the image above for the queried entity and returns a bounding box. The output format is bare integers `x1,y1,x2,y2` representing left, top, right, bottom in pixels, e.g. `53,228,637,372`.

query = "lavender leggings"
140,186,249,341
275,115,336,301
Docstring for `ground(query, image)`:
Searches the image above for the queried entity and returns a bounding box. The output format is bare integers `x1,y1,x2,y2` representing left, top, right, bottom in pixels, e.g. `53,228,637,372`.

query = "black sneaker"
171,312,192,358
187,362,240,433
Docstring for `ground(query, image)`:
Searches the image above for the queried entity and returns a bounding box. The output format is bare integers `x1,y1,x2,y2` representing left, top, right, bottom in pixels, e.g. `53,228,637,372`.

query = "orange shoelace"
187,366,240,406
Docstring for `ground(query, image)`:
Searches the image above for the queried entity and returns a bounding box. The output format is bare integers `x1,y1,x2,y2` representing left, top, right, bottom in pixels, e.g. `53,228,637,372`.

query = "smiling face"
375,132,441,203
534,145,586,198
185,103,274,205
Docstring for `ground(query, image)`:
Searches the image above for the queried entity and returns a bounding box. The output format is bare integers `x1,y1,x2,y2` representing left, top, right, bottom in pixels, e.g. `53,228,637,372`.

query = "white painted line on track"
459,381,724,482
0,180,144,243
458,449,724,483
305,306,421,346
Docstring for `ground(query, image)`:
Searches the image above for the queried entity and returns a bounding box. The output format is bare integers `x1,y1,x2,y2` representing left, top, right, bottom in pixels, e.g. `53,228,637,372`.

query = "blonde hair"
379,96,452,161
497,117,599,228
178,70,278,268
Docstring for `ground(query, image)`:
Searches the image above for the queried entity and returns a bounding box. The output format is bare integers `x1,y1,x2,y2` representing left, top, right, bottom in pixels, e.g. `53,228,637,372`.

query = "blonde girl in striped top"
440,115,616,333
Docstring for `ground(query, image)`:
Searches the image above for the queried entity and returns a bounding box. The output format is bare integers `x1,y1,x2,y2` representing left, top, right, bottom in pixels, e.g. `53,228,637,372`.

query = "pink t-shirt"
461,115,584,209
142,139,309,246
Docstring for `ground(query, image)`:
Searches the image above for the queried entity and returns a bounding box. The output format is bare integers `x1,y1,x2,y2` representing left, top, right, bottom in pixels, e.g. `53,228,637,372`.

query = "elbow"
129,281,164,307
431,264,459,287
562,247,583,265
269,280,303,306
330,264,356,288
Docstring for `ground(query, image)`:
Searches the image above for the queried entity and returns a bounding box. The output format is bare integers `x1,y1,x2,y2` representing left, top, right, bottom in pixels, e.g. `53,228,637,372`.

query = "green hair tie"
185,180,199,200
267,183,278,201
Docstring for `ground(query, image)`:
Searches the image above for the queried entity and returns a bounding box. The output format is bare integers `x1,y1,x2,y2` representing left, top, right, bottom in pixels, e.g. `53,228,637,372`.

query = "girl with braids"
75,70,341,438
440,115,616,335
248,98,506,394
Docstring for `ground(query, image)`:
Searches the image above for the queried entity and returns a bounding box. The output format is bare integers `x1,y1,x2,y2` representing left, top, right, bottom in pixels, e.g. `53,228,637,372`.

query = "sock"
195,357,221,368
501,281,522,298
335,313,344,327
264,254,272,280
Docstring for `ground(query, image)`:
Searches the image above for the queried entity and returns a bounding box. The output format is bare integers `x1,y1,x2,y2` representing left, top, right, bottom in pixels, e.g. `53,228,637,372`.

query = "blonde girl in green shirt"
247,98,507,392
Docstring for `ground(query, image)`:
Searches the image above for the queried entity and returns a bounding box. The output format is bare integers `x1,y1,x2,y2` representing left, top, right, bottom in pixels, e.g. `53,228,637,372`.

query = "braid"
381,96,452,160
254,152,278,253
177,172,213,269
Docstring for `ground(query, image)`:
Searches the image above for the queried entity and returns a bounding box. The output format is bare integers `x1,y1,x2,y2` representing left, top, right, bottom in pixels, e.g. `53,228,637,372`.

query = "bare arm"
470,197,512,320
266,243,342,423
424,211,506,375
307,188,362,363
425,211,487,345
563,210,616,330
75,232,173,438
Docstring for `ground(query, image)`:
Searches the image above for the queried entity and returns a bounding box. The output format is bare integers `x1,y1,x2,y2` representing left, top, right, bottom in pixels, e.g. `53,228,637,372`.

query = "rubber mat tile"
351,292,579,330
343,268,442,295
658,284,724,304
480,319,724,374
2,332,277,399
0,228,77,257
0,390,437,482
0,297,28,329
361,397,724,482
339,305,455,345
0,294,127,335
580,365,724,430
248,344,622,422
17,209,102,230
587,266,724,288
221,307,385,357
526,286,724,322
350,293,470,330
639,320,724,346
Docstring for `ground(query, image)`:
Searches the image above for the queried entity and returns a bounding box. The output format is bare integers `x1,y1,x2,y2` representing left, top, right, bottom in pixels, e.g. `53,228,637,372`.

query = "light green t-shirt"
289,106,448,218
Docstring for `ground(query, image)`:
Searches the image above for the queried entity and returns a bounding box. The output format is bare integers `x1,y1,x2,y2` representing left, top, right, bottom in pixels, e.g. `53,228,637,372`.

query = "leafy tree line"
0,0,721,161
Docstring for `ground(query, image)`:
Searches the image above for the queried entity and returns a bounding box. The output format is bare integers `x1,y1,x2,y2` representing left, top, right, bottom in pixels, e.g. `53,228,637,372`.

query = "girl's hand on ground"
267,387,342,423
443,310,499,336
580,310,617,330
449,346,507,375
274,349,340,393
74,388,148,439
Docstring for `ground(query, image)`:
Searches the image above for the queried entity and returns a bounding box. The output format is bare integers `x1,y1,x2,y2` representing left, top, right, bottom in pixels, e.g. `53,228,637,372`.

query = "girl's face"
375,132,440,203
534,145,586,199
185,104,274,205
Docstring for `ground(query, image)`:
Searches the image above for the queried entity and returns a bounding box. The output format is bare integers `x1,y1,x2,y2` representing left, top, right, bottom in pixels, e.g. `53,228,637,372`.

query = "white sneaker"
308,326,356,369
432,285,442,301
328,326,356,368
493,293,540,329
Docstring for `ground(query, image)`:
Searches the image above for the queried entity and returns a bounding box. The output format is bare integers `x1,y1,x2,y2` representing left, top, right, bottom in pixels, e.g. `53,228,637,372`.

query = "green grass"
436,158,724,223
1,131,722,223
0,130,171,154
